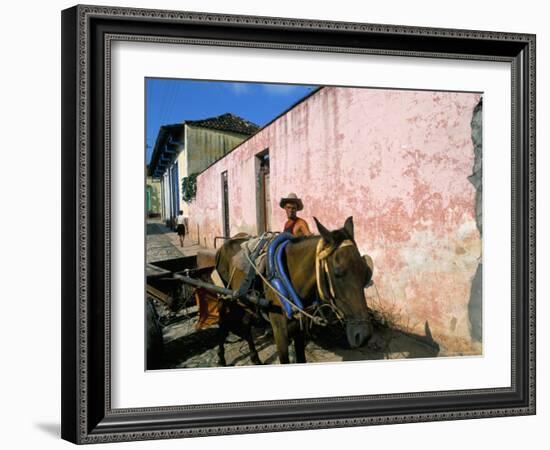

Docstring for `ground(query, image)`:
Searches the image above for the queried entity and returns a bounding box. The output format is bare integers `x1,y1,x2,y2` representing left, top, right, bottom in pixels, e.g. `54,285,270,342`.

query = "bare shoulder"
301,218,312,227
296,218,312,235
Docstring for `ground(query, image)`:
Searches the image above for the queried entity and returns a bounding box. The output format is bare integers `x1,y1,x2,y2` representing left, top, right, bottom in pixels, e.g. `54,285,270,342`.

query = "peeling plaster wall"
189,131,270,244
190,87,482,354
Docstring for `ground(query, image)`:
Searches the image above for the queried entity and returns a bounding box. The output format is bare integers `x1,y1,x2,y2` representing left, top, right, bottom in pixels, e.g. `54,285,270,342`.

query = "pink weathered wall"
189,87,481,354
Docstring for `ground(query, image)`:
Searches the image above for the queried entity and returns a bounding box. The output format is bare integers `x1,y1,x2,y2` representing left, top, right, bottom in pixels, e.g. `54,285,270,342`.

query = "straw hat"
279,193,304,211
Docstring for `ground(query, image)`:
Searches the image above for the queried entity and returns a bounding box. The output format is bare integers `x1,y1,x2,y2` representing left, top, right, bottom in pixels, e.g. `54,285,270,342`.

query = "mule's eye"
334,266,345,278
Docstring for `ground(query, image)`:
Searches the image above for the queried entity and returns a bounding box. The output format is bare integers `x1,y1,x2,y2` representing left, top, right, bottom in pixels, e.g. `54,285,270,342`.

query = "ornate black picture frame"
61,4,536,444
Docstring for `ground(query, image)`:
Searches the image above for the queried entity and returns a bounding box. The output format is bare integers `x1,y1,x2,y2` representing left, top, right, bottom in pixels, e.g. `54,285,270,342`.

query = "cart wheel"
146,298,164,369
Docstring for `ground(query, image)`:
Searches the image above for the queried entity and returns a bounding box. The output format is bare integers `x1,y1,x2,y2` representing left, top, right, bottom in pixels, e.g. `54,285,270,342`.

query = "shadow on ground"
155,318,439,369
310,321,440,361
147,223,169,235
162,327,220,368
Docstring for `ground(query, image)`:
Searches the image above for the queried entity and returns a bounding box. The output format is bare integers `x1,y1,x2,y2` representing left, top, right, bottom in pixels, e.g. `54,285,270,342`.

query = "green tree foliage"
181,173,198,202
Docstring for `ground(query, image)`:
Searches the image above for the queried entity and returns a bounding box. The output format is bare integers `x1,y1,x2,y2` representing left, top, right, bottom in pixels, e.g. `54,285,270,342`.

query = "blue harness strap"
267,232,292,279
267,233,304,318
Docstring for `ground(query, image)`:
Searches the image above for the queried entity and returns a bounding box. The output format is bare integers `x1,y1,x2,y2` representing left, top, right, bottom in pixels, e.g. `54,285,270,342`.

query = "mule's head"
314,216,373,348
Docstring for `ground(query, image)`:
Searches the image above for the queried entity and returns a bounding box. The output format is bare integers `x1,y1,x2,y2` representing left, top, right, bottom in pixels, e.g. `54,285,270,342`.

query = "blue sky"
146,79,317,162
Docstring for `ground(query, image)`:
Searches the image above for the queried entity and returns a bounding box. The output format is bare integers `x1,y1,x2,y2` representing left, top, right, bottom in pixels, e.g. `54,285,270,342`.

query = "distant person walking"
175,210,186,247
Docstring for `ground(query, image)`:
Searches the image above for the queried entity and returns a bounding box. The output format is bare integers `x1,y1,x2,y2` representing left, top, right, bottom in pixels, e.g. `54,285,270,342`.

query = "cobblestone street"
151,298,442,369
146,219,201,263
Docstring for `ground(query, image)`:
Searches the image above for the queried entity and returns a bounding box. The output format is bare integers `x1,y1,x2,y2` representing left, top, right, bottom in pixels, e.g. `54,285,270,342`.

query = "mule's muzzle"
346,320,371,349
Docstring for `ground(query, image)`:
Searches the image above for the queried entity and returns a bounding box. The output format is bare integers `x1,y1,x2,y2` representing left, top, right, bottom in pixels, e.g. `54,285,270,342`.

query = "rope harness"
315,238,356,323
243,234,356,328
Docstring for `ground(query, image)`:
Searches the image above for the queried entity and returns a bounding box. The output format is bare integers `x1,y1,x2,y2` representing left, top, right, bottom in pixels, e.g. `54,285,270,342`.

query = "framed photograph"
61,4,536,444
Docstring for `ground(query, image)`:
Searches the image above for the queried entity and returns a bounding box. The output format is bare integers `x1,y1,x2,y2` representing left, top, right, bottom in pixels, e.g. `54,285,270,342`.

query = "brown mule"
215,217,373,365
264,217,373,363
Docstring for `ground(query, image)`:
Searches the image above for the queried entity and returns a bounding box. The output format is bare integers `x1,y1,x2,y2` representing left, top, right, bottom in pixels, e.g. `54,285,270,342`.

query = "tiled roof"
186,113,259,135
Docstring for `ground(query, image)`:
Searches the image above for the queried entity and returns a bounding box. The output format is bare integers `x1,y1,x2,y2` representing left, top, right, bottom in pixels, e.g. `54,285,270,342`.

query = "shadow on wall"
468,263,483,343
467,98,483,343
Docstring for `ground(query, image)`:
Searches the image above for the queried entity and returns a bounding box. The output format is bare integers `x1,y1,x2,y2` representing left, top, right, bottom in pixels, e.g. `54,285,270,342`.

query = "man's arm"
297,218,312,236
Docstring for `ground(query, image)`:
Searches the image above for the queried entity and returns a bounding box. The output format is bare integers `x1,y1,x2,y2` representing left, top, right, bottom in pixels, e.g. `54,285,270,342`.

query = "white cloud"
262,84,304,95
227,82,250,95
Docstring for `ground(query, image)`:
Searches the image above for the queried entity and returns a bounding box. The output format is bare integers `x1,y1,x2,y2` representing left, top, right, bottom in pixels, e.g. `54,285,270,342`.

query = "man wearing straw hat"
280,193,312,237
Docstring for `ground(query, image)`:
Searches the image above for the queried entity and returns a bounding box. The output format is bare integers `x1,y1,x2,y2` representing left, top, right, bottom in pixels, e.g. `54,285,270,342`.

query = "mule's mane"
288,229,356,259
289,234,319,243
290,228,353,245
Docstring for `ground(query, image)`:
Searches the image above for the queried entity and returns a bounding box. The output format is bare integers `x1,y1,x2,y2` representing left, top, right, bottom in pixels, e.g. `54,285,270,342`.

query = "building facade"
147,113,259,224
146,176,162,217
188,86,483,355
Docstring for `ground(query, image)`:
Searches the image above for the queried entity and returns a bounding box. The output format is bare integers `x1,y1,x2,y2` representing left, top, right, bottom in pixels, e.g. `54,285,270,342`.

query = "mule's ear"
362,254,374,287
343,216,354,239
314,217,333,244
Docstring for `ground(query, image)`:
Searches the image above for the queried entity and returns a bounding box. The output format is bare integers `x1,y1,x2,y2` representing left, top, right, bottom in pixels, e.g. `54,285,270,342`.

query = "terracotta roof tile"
186,113,259,135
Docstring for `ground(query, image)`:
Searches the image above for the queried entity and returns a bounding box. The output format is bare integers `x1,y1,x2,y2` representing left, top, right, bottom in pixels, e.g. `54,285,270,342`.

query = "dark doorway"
221,171,230,238
255,150,271,233
169,162,179,221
